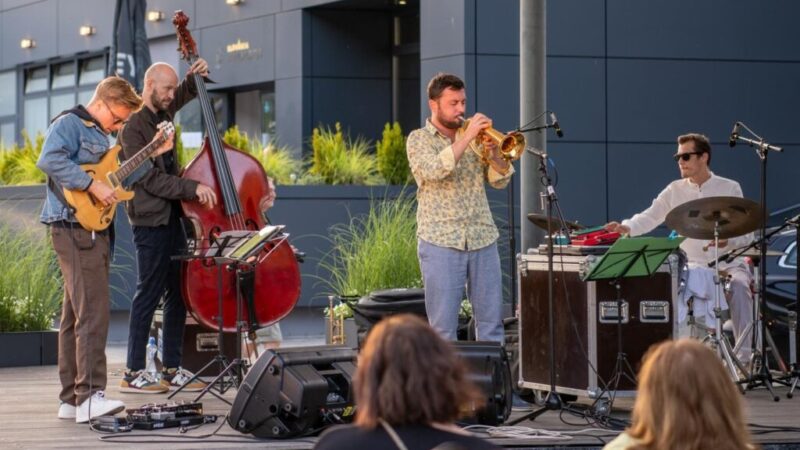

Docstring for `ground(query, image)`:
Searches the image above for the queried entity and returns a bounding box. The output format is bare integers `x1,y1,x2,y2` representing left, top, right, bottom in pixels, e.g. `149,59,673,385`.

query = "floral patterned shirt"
406,119,514,251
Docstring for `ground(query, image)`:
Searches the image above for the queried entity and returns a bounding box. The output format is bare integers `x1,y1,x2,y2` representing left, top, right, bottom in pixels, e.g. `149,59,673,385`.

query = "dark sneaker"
161,367,208,392
120,370,169,394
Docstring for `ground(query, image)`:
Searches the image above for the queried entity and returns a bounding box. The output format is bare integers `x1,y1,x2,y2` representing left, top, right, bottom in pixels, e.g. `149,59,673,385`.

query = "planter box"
0,330,59,368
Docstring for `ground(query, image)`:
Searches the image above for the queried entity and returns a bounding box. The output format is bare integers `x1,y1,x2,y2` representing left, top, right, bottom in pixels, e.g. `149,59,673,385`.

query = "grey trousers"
417,239,504,343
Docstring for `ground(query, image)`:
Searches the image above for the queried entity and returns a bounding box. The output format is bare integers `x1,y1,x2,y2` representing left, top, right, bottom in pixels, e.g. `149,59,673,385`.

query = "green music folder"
582,236,685,281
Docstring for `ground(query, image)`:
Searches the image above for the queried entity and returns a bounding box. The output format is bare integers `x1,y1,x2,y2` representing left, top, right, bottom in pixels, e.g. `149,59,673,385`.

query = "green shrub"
376,122,411,185
254,142,303,185
308,123,382,185
0,130,46,186
0,224,62,332
318,191,421,298
222,125,256,153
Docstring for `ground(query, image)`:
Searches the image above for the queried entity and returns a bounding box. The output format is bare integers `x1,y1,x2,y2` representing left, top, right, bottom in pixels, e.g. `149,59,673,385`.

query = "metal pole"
520,0,546,254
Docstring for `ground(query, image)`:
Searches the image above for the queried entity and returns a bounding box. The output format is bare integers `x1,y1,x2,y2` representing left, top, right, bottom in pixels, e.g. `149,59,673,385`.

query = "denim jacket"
36,112,111,224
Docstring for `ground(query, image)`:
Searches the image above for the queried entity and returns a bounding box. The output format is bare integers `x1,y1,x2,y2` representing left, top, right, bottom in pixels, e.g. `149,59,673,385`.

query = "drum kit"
665,196,798,395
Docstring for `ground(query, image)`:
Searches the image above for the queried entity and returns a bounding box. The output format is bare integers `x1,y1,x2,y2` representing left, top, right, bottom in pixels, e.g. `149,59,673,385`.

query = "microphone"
549,112,564,138
729,122,740,147
708,251,734,268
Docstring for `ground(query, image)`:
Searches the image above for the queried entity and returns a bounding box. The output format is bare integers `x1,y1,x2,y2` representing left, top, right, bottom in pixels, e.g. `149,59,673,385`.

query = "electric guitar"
63,121,175,231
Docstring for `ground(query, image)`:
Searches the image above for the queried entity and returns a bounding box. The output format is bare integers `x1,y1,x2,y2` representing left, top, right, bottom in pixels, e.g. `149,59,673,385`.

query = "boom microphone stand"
507,117,572,424
729,121,785,400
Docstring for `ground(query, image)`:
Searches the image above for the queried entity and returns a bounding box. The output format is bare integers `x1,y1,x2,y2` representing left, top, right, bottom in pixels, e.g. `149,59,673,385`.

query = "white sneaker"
75,391,125,424
58,402,76,420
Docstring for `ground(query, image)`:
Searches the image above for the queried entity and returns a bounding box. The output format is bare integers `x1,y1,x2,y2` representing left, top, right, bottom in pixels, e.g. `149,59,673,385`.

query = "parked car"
762,205,798,364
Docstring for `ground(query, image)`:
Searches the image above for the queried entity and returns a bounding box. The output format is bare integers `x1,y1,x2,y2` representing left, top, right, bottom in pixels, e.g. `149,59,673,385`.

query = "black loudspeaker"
452,341,513,426
228,346,357,439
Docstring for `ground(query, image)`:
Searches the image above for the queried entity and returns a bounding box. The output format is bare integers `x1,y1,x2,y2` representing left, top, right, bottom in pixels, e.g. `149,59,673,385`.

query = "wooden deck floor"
1,360,799,449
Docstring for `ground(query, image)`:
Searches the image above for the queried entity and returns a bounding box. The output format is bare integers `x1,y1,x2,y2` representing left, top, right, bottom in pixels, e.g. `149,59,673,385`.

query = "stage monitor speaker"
452,341,512,426
229,345,357,439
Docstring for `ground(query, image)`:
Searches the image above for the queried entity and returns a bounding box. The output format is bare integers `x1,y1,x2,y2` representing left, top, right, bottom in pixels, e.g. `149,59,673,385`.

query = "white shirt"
622,172,753,270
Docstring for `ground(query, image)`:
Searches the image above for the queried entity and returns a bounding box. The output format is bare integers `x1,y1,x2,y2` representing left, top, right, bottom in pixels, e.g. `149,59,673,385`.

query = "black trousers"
126,216,187,371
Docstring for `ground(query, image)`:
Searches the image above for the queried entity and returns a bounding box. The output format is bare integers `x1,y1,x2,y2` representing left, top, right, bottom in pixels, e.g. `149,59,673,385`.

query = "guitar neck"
115,132,169,181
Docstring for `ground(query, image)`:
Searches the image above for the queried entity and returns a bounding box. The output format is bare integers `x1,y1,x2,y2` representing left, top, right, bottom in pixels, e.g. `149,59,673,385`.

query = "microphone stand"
507,126,574,424
730,122,785,400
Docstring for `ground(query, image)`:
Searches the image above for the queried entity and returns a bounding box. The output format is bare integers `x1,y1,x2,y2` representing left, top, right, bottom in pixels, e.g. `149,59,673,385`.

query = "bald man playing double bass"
118,60,218,394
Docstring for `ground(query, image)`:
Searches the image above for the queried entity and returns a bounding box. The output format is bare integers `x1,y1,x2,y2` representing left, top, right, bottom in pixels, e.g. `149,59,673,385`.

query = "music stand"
581,236,683,423
168,226,285,404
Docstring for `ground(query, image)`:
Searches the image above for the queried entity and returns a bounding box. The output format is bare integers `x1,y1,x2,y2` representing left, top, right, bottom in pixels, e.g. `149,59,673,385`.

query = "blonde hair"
353,314,484,428
628,339,752,450
92,76,143,112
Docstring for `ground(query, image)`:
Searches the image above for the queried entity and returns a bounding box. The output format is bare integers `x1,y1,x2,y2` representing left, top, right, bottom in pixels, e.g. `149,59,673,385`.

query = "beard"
150,91,170,111
436,111,462,130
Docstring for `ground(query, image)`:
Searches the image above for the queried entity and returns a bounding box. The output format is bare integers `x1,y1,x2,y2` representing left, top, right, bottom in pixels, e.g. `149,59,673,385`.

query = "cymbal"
526,213,585,234
665,196,762,240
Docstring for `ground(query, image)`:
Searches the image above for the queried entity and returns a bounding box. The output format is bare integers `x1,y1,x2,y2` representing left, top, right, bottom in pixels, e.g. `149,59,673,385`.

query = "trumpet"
458,116,526,166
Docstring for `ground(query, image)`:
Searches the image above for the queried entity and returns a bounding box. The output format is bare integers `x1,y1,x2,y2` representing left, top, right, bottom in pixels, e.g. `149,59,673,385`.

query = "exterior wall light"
147,10,165,22
226,0,244,5
20,38,35,49
79,26,96,36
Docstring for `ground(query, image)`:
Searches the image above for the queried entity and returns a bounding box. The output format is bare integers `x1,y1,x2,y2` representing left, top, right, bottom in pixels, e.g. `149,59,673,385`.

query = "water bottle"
145,336,158,379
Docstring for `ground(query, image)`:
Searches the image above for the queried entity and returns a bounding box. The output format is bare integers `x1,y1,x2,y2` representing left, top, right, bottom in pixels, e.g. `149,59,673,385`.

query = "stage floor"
1,362,799,449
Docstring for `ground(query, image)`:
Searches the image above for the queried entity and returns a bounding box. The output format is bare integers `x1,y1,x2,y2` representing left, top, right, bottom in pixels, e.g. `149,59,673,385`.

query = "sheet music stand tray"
582,236,683,423
168,225,285,404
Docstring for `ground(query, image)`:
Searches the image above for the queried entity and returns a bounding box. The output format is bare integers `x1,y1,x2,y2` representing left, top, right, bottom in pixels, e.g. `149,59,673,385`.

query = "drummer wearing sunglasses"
604,133,755,365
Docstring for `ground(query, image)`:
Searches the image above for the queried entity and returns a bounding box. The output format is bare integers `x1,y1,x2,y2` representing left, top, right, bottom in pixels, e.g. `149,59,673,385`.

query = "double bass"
173,11,301,332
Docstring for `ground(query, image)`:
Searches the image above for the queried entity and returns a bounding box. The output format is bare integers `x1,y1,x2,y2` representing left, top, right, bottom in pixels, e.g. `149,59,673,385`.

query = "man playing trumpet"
406,72,514,343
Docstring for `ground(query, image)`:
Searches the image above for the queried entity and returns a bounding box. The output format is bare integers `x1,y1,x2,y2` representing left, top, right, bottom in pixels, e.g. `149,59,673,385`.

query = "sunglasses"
673,151,702,162
103,99,129,126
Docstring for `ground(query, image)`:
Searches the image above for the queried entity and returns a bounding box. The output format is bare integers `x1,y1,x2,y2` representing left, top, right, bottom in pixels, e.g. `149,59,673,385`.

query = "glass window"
49,93,75,120
260,91,275,144
0,71,16,116
79,56,106,86
78,89,94,106
52,62,76,90
24,67,48,94
1,122,15,148
175,100,203,148
24,97,48,140
211,93,228,135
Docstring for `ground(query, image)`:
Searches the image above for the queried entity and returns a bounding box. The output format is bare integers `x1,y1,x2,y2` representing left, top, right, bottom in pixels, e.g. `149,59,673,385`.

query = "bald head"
143,62,179,113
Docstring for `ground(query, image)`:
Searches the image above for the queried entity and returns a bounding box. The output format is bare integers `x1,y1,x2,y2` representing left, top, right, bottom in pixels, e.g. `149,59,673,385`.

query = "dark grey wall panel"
420,0,474,59
310,77,391,142
607,59,800,144
275,10,307,79
199,16,275,89
547,57,605,142
475,55,518,132
1,0,57,68
607,143,682,224
546,142,608,226
309,10,391,78
56,0,114,56
607,0,800,61
194,0,280,29
476,0,518,55
1,0,41,10
275,76,310,155
547,0,605,57
144,0,196,39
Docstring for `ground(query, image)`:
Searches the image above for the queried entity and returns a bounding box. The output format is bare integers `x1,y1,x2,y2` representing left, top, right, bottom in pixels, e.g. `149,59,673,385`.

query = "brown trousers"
51,225,111,406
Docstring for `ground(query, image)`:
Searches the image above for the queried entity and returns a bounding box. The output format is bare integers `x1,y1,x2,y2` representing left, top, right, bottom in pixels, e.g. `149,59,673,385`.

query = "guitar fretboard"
115,131,170,181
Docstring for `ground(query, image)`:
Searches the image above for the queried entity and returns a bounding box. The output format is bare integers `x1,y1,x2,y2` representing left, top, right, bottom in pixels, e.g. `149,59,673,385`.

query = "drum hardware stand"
730,122,785,400
703,220,749,390
581,237,681,425
506,142,572,425
169,230,288,404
